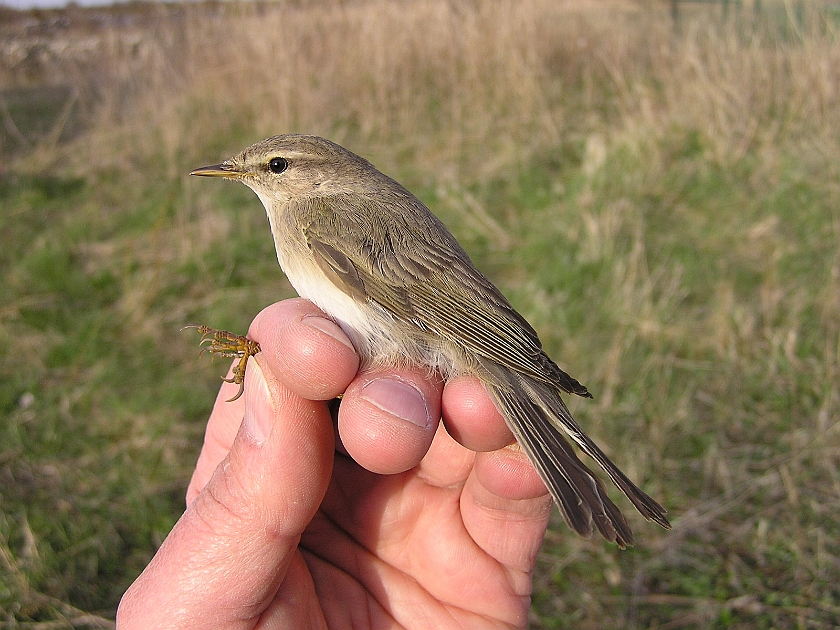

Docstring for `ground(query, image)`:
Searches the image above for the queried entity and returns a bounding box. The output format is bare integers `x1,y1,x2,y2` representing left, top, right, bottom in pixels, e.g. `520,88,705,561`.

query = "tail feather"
482,360,671,546
519,377,671,530
489,377,635,547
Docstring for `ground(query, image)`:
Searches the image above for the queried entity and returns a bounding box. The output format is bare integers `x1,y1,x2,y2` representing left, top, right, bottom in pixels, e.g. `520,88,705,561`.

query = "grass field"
2,0,840,627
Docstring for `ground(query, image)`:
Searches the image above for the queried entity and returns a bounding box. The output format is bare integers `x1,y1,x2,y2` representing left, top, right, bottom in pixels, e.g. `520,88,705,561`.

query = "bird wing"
300,194,590,396
302,195,670,537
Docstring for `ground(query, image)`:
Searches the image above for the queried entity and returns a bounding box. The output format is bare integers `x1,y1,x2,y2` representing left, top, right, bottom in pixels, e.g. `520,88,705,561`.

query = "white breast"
256,189,460,376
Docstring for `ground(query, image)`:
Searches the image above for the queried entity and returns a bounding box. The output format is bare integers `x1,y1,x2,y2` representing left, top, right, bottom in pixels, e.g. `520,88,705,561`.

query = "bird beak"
190,163,243,179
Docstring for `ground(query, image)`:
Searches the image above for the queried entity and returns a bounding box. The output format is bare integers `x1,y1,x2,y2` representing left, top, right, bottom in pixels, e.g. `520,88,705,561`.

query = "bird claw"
183,325,261,402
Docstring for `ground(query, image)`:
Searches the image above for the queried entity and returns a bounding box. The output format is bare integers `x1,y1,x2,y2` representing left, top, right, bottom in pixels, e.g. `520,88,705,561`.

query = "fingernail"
242,360,273,444
360,378,431,428
301,315,356,352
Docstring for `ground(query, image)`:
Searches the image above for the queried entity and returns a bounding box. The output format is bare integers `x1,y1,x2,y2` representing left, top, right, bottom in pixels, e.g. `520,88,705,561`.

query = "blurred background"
1,0,839,627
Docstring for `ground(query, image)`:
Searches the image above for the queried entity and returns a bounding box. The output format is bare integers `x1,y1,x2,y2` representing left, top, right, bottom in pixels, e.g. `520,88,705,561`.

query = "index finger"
186,299,360,504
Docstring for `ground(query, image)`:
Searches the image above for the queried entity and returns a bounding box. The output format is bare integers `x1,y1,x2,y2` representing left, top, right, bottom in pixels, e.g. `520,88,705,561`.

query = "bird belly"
305,272,464,379
273,238,452,374
258,191,463,377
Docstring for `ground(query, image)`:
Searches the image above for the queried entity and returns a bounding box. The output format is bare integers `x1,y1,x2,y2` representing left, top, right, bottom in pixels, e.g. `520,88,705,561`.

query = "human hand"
117,298,552,629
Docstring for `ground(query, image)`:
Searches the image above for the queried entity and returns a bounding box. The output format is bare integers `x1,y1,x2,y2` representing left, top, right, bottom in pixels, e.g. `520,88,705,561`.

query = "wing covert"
302,195,588,394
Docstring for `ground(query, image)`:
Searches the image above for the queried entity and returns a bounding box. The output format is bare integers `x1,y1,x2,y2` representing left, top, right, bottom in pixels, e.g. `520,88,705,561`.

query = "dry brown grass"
64,2,836,162
6,0,839,182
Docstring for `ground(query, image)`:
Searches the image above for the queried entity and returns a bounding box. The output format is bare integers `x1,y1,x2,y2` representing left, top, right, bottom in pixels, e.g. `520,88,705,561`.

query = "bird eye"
268,157,288,174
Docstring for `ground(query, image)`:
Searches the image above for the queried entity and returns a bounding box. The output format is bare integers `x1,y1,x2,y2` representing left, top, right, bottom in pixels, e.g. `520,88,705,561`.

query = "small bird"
191,134,670,547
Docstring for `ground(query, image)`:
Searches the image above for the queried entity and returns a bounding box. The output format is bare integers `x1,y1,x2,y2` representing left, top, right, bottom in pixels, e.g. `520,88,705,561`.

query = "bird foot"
183,325,261,402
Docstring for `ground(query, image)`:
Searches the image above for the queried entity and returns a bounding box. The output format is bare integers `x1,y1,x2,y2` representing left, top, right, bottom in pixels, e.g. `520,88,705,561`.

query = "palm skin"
279,423,549,629
118,300,551,629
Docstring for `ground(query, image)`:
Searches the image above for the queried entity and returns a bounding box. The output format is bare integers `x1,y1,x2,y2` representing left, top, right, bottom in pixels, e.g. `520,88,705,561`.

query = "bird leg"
183,325,261,402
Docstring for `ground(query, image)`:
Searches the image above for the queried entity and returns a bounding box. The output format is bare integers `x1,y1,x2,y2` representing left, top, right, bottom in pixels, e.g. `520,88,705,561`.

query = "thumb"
117,358,335,629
